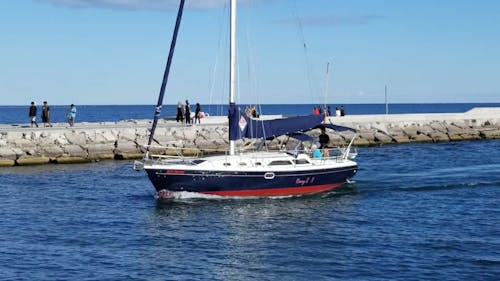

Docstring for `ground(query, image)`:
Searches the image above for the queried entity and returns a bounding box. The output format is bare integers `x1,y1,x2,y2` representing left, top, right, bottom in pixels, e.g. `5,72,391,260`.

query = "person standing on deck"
29,101,38,127
319,127,330,158
319,127,330,149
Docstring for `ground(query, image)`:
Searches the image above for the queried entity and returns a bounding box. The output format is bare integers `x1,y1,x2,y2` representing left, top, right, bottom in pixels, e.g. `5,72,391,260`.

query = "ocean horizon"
1,102,500,125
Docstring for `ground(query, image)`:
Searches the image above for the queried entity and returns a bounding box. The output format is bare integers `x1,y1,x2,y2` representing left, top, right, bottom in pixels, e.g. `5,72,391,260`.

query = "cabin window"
254,162,262,166
223,163,231,166
239,162,247,166
192,160,206,165
294,159,310,165
269,160,292,166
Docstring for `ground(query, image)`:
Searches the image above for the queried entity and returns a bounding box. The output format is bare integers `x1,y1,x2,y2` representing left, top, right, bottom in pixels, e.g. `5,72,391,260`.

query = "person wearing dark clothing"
176,101,184,123
29,101,38,128
340,105,345,116
42,101,52,127
251,105,258,118
319,127,330,149
327,106,332,116
194,103,201,124
185,100,191,124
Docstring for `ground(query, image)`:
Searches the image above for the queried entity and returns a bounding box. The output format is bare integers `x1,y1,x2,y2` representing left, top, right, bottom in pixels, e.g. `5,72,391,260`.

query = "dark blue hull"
145,165,358,196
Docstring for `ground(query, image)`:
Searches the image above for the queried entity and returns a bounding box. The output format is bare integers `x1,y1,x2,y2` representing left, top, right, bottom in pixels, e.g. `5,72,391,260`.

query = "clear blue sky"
1,0,499,106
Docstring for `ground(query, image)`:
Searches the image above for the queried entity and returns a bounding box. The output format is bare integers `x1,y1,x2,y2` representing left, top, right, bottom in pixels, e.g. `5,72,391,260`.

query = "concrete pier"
1,107,499,166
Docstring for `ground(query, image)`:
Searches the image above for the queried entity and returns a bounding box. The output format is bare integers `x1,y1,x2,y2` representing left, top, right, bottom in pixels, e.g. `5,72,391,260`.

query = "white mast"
229,0,236,155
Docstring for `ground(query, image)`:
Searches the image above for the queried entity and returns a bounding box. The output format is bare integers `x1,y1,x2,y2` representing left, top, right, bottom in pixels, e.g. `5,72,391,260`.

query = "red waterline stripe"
166,170,185,175
201,183,343,197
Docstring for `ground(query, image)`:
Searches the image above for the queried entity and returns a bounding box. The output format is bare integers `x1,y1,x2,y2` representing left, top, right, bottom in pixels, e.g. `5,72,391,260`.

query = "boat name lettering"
296,177,315,186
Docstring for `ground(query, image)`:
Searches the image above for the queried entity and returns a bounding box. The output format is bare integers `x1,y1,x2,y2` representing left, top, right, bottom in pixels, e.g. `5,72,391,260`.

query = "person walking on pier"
29,101,38,128
194,103,201,124
176,101,184,123
67,104,77,126
185,100,191,124
42,101,52,127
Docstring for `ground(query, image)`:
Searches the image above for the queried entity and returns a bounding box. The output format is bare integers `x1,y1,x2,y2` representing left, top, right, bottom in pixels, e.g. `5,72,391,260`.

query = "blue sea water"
1,103,500,124
1,140,499,280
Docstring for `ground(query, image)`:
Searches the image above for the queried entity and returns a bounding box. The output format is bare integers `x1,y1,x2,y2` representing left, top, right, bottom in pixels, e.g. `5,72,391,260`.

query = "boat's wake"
155,190,223,200
356,179,500,195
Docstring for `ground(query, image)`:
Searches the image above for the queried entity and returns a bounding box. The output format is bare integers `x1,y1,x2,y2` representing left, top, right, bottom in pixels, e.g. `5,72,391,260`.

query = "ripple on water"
0,141,499,279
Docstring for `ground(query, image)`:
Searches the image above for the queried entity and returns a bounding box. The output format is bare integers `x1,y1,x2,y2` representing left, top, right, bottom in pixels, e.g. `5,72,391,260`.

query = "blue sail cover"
229,104,342,141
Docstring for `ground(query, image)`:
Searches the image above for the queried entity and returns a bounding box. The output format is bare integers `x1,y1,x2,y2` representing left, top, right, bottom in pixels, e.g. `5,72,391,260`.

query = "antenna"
385,85,389,114
323,62,330,114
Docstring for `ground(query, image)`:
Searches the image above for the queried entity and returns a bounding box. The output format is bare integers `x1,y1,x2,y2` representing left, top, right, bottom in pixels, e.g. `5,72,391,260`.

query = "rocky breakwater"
322,107,500,146
0,118,230,167
1,108,500,167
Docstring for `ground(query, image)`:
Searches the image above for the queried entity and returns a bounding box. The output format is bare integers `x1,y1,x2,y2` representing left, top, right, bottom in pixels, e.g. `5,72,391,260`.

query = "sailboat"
135,0,358,198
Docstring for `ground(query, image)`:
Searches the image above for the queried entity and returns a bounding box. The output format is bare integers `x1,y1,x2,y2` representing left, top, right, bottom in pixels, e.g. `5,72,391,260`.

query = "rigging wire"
208,1,228,117
291,0,320,105
241,0,268,150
